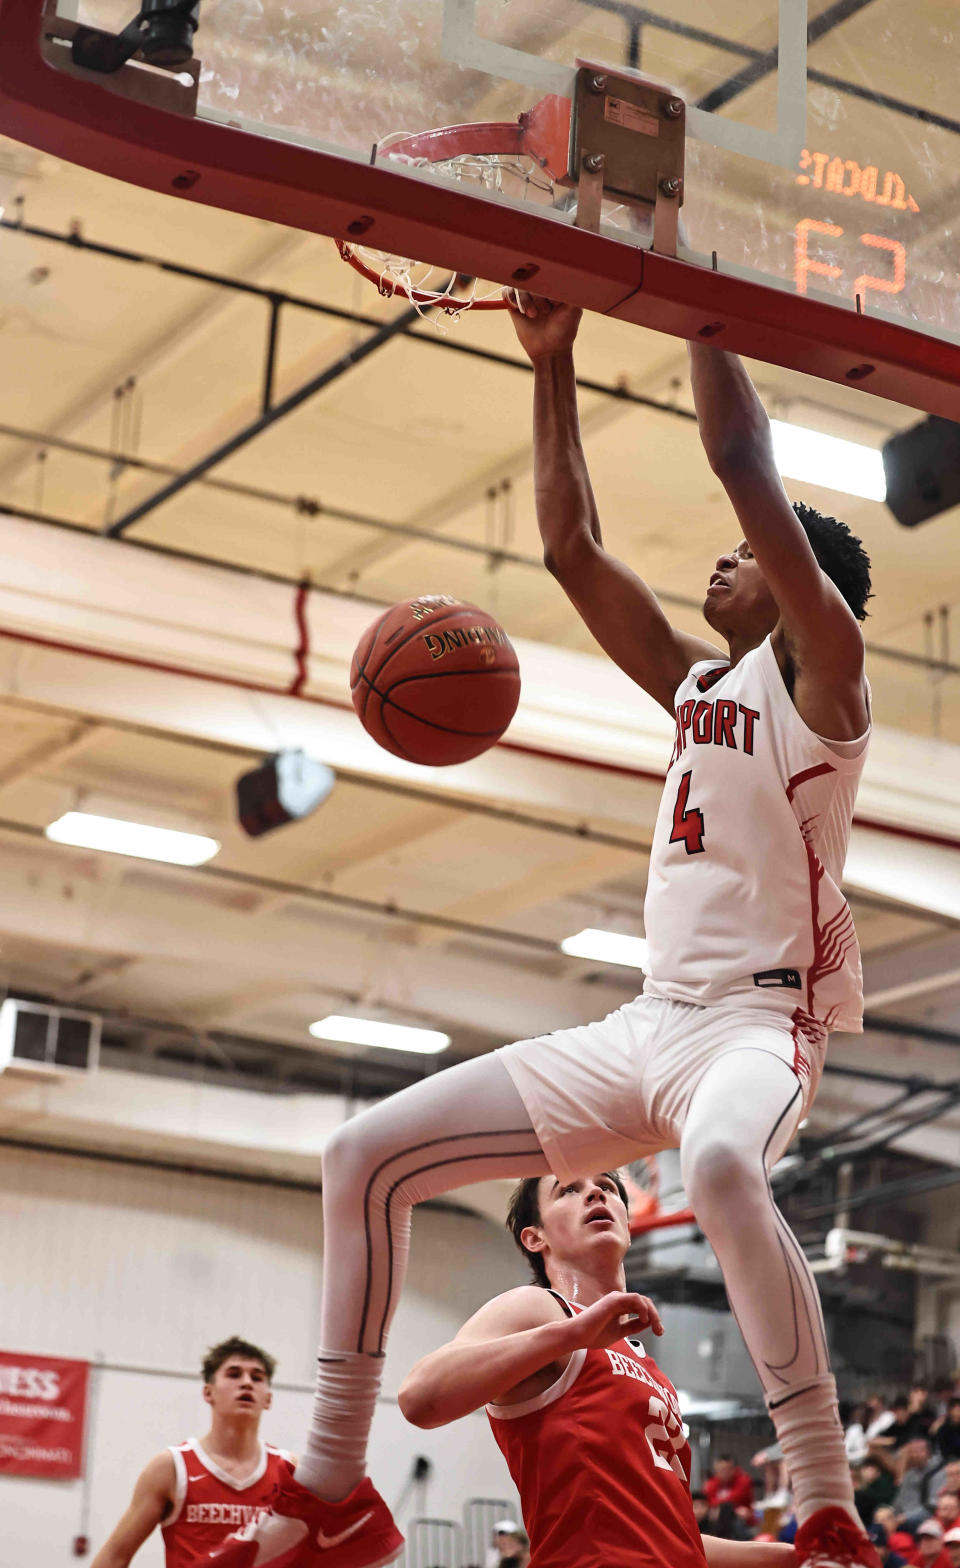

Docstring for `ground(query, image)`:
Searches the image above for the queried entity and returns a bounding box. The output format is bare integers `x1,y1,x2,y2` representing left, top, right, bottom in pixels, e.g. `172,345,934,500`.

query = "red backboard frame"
0,0,958,418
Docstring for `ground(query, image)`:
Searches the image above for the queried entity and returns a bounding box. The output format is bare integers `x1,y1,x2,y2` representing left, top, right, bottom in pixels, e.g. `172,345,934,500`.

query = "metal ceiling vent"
0,998,101,1076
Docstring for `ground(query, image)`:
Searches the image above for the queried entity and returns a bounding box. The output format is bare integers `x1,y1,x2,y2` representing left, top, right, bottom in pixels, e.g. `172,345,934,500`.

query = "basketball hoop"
335,81,668,326
336,101,573,322
624,1157,696,1238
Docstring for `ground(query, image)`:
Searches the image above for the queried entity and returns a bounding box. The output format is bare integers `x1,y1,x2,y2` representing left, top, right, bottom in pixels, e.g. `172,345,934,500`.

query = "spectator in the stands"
907,1517,951,1568
893,1437,943,1525
712,1502,754,1542
935,1495,960,1533
485,1522,528,1568
907,1389,939,1443
844,1402,870,1465
856,1458,897,1525
735,1504,758,1538
886,1397,916,1451
934,1400,960,1464
750,1442,790,1512
866,1397,898,1444
931,1462,960,1508
867,1519,908,1567
691,1492,716,1536
943,1524,960,1566
705,1455,755,1512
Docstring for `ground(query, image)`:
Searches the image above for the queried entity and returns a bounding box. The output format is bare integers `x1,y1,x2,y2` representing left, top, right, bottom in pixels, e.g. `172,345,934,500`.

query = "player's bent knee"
321,1113,430,1213
321,1113,381,1190
682,1133,762,1216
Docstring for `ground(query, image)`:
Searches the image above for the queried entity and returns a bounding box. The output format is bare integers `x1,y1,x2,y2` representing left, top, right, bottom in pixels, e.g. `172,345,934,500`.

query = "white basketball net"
339,134,648,326
341,139,561,324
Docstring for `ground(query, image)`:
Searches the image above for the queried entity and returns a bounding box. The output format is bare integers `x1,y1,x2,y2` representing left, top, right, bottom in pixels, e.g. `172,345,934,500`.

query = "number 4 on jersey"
669,771,705,855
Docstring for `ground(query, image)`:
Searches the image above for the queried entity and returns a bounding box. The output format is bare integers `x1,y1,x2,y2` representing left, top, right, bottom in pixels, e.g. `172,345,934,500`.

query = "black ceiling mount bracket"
69,0,199,72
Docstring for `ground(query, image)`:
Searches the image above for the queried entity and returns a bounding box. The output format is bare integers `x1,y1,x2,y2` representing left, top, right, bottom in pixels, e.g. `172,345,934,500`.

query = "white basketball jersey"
643,635,868,1033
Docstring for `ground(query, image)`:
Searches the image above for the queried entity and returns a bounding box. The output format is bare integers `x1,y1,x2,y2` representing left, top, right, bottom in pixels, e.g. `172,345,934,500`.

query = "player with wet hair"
401,1169,794,1568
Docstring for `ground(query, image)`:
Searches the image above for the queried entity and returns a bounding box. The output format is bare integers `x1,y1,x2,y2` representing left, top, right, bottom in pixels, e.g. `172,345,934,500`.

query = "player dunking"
211,308,878,1568
400,1169,794,1568
91,1337,293,1568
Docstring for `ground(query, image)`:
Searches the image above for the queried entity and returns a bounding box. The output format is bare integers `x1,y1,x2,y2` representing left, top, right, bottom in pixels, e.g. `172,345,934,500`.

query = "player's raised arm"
686,341,866,693
398,1284,658,1429
507,293,722,715
90,1450,175,1568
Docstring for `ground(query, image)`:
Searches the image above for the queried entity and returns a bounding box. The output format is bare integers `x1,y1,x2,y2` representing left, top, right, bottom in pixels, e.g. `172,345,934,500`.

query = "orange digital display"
796,149,919,212
795,218,907,301
793,148,915,305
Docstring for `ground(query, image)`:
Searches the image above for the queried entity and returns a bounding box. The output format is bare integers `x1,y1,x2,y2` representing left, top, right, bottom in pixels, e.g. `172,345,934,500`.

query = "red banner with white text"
0,1351,90,1478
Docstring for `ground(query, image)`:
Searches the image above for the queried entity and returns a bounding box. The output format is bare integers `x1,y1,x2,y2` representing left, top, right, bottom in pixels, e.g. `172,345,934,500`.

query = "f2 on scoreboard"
792,147,917,307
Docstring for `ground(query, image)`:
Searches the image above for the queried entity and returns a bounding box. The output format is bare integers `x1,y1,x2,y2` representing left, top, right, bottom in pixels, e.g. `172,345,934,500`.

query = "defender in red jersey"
91,1336,293,1568
400,1170,791,1568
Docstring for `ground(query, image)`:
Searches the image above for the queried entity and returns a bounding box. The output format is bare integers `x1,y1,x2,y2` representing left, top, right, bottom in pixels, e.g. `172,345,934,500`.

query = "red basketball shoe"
794,1507,882,1568
207,1473,403,1568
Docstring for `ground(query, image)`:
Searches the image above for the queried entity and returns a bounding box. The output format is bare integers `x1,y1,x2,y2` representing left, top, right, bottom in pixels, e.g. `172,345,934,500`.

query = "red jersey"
161,1438,294,1568
486,1293,706,1568
704,1469,755,1510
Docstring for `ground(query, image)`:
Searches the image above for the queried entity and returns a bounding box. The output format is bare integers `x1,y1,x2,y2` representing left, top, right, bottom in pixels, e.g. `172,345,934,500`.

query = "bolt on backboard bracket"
569,60,685,253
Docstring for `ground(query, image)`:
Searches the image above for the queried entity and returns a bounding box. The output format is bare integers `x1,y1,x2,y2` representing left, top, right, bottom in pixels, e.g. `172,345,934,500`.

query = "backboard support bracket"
568,63,684,257
41,0,199,115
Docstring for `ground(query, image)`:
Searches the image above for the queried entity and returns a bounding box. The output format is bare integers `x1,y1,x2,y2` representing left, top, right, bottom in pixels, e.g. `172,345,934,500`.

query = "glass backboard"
4,0,960,411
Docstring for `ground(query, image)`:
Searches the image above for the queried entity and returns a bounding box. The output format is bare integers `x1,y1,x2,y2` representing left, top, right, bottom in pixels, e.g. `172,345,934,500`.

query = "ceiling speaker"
882,416,960,528
236,750,335,837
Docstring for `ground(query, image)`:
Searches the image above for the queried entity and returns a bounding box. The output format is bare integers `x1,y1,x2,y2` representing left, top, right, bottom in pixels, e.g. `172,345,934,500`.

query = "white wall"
0,1145,523,1567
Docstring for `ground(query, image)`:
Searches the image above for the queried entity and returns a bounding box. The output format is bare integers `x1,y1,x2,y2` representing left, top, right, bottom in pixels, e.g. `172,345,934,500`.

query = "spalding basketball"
350,595,521,766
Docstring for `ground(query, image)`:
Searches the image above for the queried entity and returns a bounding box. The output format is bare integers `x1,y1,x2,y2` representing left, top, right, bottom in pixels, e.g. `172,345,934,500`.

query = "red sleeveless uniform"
487,1294,707,1568
161,1438,294,1568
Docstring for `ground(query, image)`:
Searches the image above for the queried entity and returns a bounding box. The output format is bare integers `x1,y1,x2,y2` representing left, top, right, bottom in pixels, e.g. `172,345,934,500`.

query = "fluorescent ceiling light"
46,811,219,866
309,1015,451,1054
560,928,649,970
771,419,886,502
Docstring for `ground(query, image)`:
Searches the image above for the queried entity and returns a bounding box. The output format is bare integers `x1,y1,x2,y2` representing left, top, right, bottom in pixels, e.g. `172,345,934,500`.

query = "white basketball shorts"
497,995,826,1185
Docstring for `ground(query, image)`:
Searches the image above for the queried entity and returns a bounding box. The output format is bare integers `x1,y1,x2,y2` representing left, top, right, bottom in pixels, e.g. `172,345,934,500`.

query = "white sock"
295,1349,384,1501
766,1375,859,1527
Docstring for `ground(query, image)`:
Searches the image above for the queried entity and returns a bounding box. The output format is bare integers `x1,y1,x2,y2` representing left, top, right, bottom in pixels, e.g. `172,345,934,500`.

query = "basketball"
350,595,521,766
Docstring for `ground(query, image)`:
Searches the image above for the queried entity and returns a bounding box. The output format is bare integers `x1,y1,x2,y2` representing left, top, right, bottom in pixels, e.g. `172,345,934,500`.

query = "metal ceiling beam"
0,419,569,578
0,808,951,1046
0,983,941,1107
0,1134,488,1208
0,220,309,500
595,1,960,138
0,718,98,790
863,934,960,1012
787,1082,960,1182
803,1081,935,1153
4,489,959,683
0,812,603,957
0,689,650,857
0,229,955,673
0,215,699,423
824,1061,952,1088
105,301,425,537
862,1014,960,1049
796,1163,960,1222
